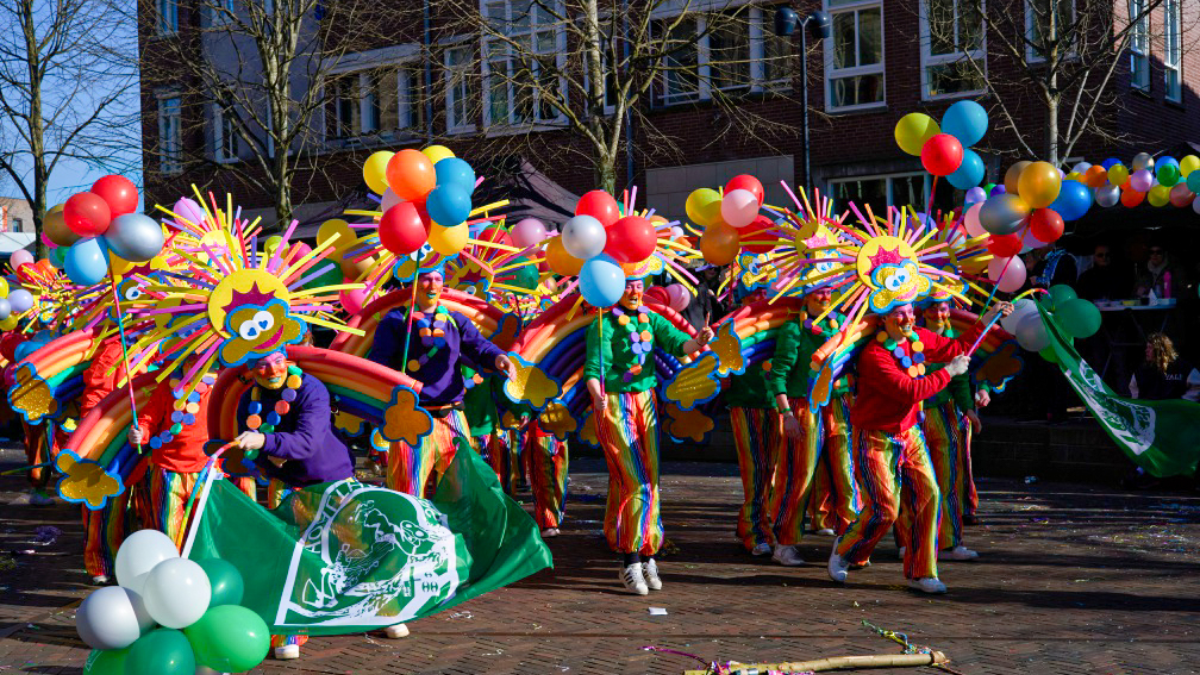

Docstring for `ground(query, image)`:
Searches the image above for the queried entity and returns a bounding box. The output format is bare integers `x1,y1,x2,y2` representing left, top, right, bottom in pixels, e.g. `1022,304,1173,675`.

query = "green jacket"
584,308,692,393
768,312,849,400
921,327,975,412
462,367,498,436
726,362,775,409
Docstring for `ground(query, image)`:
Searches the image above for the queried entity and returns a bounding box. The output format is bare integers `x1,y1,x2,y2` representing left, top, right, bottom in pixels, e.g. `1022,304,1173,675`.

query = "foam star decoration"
663,351,720,410
334,410,367,437
708,322,745,378
503,354,560,410
537,399,577,440
7,366,59,424
380,386,433,445
500,410,524,430
661,403,714,443
55,449,123,510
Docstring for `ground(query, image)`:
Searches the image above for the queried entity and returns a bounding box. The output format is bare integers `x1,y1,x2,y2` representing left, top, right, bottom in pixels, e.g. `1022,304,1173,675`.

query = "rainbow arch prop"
8,328,109,425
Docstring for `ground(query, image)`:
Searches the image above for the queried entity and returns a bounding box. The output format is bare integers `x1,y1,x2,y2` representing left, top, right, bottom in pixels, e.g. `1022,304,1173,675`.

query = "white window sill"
483,121,567,137
826,101,887,114
922,89,986,102
446,125,477,136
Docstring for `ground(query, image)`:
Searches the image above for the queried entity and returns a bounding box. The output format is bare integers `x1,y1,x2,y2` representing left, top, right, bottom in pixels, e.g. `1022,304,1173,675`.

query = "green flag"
187,440,552,636
1039,305,1200,478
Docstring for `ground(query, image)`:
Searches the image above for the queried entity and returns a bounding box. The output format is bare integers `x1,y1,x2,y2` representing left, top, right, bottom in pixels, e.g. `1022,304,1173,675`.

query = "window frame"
828,171,934,212
479,0,569,129
1163,0,1181,102
823,0,886,112
212,102,240,164
1128,0,1150,91
1024,0,1077,63
157,92,183,175
444,41,478,134
918,0,987,100
157,0,179,35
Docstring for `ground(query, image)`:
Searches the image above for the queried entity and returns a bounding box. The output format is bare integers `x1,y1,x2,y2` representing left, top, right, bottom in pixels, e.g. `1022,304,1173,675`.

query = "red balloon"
604,215,657,263
920,134,964,177
378,202,427,256
725,175,765,206
478,224,513,248
575,190,620,228
90,175,139,217
1029,208,1064,243
644,286,670,307
1121,189,1145,208
740,215,778,254
987,233,1023,258
63,192,112,237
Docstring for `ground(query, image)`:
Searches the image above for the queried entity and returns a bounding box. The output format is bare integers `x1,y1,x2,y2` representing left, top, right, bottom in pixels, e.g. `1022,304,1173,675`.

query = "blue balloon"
940,100,989,147
1187,170,1200,193
434,158,476,192
1101,157,1120,170
65,237,110,286
578,254,625,308
7,289,33,313
1049,180,1093,221
0,298,10,320
105,213,164,263
425,185,472,226
990,184,1007,197
49,247,66,269
947,148,985,189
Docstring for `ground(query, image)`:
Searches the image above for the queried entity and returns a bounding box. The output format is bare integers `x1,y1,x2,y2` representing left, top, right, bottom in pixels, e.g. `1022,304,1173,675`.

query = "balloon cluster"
363,146,477,258
685,175,769,267
0,258,36,330
1076,153,1200,213
1000,285,1100,360
77,530,269,675
51,176,165,286
895,100,989,186
552,190,662,307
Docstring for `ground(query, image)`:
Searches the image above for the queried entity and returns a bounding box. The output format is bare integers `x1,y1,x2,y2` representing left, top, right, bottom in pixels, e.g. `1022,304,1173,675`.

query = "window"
825,0,884,110
11,218,23,233
445,44,477,132
214,105,239,162
481,0,565,127
1164,0,1181,101
327,67,416,141
1128,0,1149,90
1025,0,1076,62
919,0,985,99
207,0,236,26
658,17,702,104
158,0,178,34
158,95,182,175
829,172,956,216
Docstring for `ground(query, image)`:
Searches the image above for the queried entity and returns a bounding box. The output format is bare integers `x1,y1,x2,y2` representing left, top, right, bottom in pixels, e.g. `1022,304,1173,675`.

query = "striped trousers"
729,407,780,550
596,390,662,556
472,431,517,496
143,467,256,549
524,423,569,530
769,399,821,547
921,402,969,549
387,409,471,498
809,393,860,536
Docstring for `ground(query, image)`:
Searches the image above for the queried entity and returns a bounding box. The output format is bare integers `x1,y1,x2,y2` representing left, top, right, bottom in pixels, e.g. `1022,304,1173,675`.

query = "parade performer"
523,420,568,537
1,329,56,506
463,367,515,494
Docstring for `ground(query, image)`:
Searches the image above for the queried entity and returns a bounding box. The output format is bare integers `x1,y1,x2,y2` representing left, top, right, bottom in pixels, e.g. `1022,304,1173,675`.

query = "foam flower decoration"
661,403,714,443
707,322,745,378
537,399,578,440
55,449,123,510
7,366,58,424
381,386,433,445
663,351,720,410
503,354,560,410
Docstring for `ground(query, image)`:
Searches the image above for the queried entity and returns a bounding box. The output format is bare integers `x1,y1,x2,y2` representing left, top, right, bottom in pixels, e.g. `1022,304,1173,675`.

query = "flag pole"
180,446,230,557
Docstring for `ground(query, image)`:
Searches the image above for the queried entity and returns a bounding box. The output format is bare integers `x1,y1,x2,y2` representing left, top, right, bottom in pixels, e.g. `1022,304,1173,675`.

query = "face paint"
923,301,951,332
621,280,645,310
885,304,916,339
805,287,833,316
252,350,288,390
416,271,444,310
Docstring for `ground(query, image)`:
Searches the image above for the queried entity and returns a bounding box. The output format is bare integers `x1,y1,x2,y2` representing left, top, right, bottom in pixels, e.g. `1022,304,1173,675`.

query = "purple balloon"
990,184,1007,197
9,250,34,269
510,218,548,248
173,197,207,227
965,187,988,204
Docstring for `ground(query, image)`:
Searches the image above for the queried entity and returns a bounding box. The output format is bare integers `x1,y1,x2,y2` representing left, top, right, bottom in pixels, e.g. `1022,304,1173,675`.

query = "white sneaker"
898,546,907,560
540,527,560,538
274,644,300,660
815,528,836,537
750,542,772,556
620,563,648,595
909,577,948,594
642,559,662,591
827,537,849,583
384,623,409,638
772,545,805,566
90,575,108,586
940,545,979,561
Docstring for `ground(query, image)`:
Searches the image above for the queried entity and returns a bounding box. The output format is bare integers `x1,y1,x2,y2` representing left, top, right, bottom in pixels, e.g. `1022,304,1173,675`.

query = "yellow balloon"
428,223,469,256
317,218,353,254
1148,184,1171,207
1107,164,1130,186
685,188,722,228
339,241,378,280
1018,161,1062,209
0,315,17,331
1004,161,1031,194
263,235,283,257
0,277,9,298
894,113,941,156
109,251,136,277
1180,155,1200,178
363,151,395,195
422,145,456,165
1065,172,1082,182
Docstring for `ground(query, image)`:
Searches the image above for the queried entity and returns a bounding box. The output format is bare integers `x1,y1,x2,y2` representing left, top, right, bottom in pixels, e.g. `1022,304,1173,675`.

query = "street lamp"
775,7,831,191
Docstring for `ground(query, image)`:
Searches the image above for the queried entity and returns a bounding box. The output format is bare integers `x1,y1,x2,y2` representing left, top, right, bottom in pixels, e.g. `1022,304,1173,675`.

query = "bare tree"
0,0,138,256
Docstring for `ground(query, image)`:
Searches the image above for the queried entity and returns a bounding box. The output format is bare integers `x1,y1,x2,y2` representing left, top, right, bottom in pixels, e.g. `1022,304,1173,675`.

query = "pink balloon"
339,285,369,314
963,202,986,238
1130,169,1154,193
173,197,207,226
666,283,690,312
380,189,404,213
1169,183,1194,208
987,255,1027,293
510,218,548,248
720,189,760,228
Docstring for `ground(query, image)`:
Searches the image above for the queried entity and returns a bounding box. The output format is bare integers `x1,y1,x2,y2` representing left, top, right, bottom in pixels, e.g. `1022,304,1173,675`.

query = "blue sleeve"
261,380,329,461
367,311,404,368
456,313,505,370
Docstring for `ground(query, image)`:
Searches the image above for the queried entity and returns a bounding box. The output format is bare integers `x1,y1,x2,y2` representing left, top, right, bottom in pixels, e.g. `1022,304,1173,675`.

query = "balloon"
103,214,163,263
987,233,1022,258
1121,189,1146,207
1108,164,1130,186
378,203,428,256
1017,161,1062,208
64,237,110,286
386,149,437,200
561,215,607,260
0,299,11,320
90,175,139,217
979,194,1031,235
1148,184,1171,207
1029,209,1064,243
64,192,113,237
545,236,583,276
510,218,548,248
1188,170,1200,193
1071,161,1092,175
10,249,33,269
83,646,129,675
1057,298,1101,338
963,202,986,237
317,219,353,253
7,289,32,314
578,254,624,307
339,284,369,314
575,190,620,228
184,605,270,672
965,186,988,204
1014,312,1049,352
1130,168,1154,192
1095,185,1121,207
1004,161,1031,194
1047,284,1077,309
1049,180,1092,221
434,157,476,191
1131,152,1154,171
720,189,760,228
379,189,404,213
940,100,988,146
422,145,455,164
1000,298,1038,333
425,185,471,226
76,586,154,650
44,203,79,247
1156,158,1180,187
604,215,656,263
340,248,379,281
172,198,206,227
724,175,764,205
740,215,778,254
1082,165,1107,188
698,221,740,265
1180,155,1200,177
894,113,941,156
920,134,964,176
947,148,984,189
685,188,723,227
666,284,690,312
125,628,195,675
194,559,243,608
115,530,180,595
1039,345,1060,363
142,558,211,629
987,255,1027,293
990,183,1006,197
1169,183,1194,208
363,151,395,195
428,223,469,256
1193,197,1200,215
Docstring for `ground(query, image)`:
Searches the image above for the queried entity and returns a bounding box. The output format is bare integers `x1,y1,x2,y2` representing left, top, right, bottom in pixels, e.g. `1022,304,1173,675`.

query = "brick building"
138,0,1200,229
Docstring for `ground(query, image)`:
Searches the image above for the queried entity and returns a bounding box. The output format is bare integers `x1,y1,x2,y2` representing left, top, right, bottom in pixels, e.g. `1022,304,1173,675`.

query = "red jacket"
850,324,983,434
137,378,213,474
81,337,130,419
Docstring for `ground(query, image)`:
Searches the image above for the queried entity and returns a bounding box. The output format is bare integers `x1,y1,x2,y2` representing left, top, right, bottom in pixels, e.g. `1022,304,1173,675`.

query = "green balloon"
1056,298,1102,339
1039,346,1059,364
196,558,244,607
184,605,270,672
302,260,344,291
83,647,128,675
125,628,195,675
1047,284,1077,310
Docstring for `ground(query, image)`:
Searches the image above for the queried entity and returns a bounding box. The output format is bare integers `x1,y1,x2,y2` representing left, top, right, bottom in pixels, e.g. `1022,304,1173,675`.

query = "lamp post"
775,7,831,191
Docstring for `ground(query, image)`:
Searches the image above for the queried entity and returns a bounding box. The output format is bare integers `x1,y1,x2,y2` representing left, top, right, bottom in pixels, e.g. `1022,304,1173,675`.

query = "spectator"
681,265,725,330
1025,244,1078,290
1134,244,1186,301
1076,244,1132,301
1130,333,1200,401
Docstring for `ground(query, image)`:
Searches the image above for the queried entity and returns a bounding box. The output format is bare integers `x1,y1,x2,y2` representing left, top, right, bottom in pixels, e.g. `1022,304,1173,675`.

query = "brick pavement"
1,446,1198,674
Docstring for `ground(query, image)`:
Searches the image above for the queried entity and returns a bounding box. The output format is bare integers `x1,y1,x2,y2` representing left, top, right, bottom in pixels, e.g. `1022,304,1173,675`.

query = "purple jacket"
237,375,354,486
367,307,506,406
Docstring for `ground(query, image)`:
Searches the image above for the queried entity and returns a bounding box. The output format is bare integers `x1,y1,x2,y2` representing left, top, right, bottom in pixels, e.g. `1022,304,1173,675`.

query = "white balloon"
1000,298,1037,333
115,529,180,595
1072,161,1092,175
142,558,211,629
1193,196,1200,215
720,189,760,228
380,189,403,213
1015,312,1050,352
561,215,606,260
76,586,155,650
1095,185,1121,208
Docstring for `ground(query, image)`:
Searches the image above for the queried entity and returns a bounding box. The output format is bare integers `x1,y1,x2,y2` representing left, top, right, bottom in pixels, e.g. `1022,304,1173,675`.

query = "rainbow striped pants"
769,400,821,547
524,424,569,530
387,408,470,498
729,407,780,550
143,467,257,550
963,422,978,517
809,393,860,536
837,426,940,580
921,402,969,549
83,493,134,578
23,421,52,490
596,390,662,556
472,431,517,496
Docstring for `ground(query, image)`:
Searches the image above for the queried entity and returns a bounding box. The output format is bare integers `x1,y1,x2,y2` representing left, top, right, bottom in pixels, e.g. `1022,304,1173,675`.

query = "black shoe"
963,514,982,526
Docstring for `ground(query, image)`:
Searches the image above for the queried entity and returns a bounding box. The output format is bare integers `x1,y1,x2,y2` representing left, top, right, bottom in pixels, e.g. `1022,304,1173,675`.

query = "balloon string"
400,284,419,373
107,273,142,454
978,222,1030,320
924,175,939,231
597,309,606,398
966,312,1002,357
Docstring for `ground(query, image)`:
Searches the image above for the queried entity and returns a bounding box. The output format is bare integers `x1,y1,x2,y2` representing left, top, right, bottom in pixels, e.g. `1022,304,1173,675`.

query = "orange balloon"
1084,165,1108,188
385,149,437,201
1120,189,1145,208
699,221,740,266
1004,161,1031,194
544,236,583,276
36,259,54,275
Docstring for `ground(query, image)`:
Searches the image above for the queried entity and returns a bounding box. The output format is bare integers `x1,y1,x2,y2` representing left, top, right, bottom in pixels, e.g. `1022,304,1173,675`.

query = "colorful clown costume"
810,391,860,536
726,362,780,553
523,421,569,532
